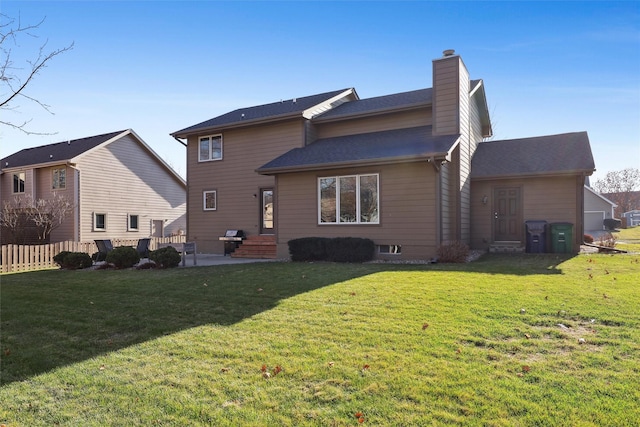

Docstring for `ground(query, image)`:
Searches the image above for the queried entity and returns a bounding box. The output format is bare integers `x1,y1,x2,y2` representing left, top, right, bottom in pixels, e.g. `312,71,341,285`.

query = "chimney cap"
443,49,456,57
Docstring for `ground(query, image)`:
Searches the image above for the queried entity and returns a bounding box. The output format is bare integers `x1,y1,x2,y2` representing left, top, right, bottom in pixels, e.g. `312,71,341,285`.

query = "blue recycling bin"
525,220,547,253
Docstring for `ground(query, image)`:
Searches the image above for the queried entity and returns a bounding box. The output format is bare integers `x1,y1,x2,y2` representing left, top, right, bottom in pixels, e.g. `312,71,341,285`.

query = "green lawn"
1,253,639,426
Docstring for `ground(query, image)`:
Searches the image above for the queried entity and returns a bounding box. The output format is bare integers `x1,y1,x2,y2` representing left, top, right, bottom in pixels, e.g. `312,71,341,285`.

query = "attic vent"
293,98,297,104
443,49,455,57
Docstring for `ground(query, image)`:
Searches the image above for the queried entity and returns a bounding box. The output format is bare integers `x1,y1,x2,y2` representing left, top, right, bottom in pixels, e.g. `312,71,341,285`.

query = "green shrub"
53,251,93,270
149,246,181,269
437,241,470,263
288,237,375,263
105,246,141,269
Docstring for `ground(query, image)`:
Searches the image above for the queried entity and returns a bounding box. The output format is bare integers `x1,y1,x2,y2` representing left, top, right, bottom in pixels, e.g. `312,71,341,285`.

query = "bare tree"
593,168,640,217
0,13,73,134
0,193,74,244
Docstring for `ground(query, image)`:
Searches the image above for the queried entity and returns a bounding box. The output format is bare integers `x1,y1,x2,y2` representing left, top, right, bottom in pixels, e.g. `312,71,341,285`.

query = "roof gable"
1,130,126,170
257,126,459,174
471,132,595,179
172,88,355,137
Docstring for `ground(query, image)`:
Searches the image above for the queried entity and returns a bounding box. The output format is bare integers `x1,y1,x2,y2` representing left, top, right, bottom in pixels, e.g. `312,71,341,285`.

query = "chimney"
432,49,470,136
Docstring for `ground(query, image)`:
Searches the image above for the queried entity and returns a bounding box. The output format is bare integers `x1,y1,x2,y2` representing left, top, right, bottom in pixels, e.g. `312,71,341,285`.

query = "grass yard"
1,252,639,426
613,225,640,253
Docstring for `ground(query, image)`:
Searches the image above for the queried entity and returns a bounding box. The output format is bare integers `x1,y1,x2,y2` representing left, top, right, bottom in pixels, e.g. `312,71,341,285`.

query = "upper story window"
199,135,222,162
94,213,107,231
13,172,25,193
52,167,66,190
318,173,379,224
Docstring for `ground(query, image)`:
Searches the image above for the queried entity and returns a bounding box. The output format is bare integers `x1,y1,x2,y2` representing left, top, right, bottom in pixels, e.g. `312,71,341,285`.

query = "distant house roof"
471,132,595,179
172,88,355,138
1,129,185,185
312,88,432,122
257,126,459,174
585,185,617,207
1,130,126,170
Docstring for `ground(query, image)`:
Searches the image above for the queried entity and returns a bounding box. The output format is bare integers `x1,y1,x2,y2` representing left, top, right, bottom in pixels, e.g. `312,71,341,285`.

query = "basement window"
378,245,402,255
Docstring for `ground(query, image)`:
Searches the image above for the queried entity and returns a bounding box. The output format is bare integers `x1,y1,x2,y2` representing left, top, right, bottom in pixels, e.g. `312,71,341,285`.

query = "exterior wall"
470,175,583,252
274,162,439,260
77,134,186,242
36,165,78,242
186,119,304,253
315,108,430,139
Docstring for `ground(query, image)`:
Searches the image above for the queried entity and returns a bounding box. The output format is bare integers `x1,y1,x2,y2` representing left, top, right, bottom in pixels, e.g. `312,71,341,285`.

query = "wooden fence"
1,236,186,274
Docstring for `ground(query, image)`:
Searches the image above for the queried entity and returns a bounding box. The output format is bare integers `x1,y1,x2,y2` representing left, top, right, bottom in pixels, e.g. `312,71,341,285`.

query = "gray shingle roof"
1,130,126,170
313,88,432,121
257,126,459,174
172,89,352,137
471,132,595,179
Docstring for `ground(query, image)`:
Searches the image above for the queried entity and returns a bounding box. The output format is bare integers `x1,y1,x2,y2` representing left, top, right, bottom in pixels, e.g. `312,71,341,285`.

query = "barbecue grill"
218,230,245,255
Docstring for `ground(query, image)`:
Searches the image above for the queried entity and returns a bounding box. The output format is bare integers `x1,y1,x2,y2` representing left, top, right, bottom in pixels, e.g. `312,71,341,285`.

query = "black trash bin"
525,220,547,253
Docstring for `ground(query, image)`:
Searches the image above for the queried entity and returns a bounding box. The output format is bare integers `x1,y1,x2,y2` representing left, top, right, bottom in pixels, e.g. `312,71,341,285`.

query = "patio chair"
136,238,151,258
94,239,114,262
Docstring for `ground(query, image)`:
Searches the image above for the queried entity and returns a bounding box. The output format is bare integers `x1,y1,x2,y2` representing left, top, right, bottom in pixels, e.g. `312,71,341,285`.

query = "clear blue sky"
1,1,638,182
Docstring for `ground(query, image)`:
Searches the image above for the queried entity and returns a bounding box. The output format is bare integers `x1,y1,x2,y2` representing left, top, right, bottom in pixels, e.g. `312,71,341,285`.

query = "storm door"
260,188,274,234
493,187,521,242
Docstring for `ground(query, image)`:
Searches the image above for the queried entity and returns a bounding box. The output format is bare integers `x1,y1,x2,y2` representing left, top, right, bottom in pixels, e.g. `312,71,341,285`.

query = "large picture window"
199,135,222,162
13,172,25,193
52,167,66,190
319,174,379,224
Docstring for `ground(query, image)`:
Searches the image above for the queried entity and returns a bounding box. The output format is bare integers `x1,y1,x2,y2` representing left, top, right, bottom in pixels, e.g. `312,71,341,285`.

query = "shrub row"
436,241,470,263
288,237,375,263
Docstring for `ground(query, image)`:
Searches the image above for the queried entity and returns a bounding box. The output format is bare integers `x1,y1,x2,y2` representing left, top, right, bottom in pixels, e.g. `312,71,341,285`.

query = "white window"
203,190,217,211
128,214,139,231
52,167,66,190
199,135,222,162
13,172,25,193
318,173,379,224
94,213,107,231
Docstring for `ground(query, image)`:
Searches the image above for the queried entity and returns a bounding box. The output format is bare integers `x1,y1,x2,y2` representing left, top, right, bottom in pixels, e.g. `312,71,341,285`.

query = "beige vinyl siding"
315,108,430,139
78,134,186,241
470,176,581,250
36,165,77,242
275,162,439,260
187,120,304,252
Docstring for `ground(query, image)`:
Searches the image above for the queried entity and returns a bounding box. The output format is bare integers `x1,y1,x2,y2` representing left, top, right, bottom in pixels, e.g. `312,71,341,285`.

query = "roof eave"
471,169,595,181
171,111,304,139
257,152,450,175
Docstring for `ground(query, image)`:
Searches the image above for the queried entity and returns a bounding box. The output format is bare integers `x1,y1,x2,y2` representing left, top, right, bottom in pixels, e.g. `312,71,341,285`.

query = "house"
583,185,617,232
171,50,595,259
0,129,186,244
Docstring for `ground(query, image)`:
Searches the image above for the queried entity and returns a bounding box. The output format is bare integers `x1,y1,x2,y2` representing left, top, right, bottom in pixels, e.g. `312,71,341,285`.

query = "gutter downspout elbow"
173,136,187,147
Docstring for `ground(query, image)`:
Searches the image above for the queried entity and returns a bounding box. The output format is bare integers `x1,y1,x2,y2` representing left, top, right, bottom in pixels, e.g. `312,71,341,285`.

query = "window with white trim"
318,173,379,224
13,172,25,193
199,135,222,162
94,213,107,231
128,214,139,231
203,190,217,211
52,167,66,190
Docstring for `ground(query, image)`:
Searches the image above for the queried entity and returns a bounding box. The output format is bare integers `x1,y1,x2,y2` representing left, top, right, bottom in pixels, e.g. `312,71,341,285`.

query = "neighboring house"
622,210,640,228
583,185,617,231
0,129,186,244
171,50,595,259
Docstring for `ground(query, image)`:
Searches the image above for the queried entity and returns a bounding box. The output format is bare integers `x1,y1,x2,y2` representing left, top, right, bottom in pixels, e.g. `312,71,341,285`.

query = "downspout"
173,135,189,243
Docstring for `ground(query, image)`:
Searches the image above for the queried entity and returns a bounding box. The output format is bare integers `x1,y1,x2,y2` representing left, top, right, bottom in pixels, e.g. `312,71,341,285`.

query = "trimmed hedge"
53,251,93,270
288,237,375,263
105,246,141,269
149,246,182,269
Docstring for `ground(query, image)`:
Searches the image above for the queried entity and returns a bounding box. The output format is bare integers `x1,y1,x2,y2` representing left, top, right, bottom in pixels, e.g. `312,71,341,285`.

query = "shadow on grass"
0,254,572,385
